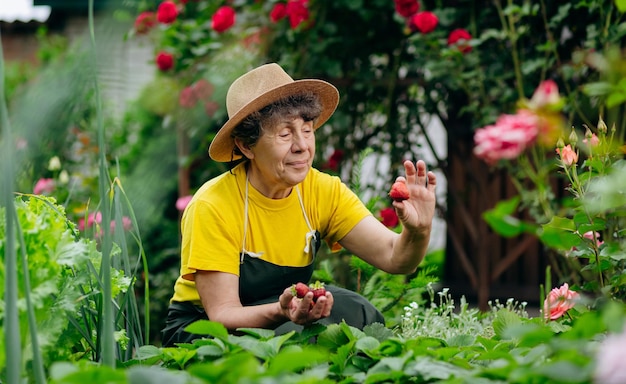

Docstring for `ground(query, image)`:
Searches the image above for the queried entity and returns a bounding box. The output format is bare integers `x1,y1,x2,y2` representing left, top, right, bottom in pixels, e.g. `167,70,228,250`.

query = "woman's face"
243,117,315,198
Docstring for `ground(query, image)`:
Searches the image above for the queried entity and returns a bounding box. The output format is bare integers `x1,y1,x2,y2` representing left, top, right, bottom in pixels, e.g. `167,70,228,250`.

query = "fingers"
403,159,429,187
427,171,437,191
290,292,333,324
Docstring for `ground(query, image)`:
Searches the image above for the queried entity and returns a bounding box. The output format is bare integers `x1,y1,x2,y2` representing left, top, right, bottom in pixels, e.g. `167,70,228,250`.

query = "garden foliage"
2,0,626,383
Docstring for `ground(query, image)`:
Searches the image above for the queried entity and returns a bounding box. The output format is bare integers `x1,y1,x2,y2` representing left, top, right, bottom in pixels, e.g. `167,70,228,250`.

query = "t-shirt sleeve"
317,173,372,248
180,199,241,279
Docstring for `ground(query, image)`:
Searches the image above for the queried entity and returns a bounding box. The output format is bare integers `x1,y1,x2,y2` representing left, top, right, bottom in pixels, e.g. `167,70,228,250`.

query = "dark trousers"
161,285,385,347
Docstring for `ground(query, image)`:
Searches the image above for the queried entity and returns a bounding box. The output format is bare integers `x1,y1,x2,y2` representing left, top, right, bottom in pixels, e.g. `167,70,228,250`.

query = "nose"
292,132,309,152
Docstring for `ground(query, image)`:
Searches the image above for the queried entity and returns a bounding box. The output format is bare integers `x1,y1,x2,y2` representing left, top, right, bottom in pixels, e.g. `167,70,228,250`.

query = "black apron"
161,232,384,347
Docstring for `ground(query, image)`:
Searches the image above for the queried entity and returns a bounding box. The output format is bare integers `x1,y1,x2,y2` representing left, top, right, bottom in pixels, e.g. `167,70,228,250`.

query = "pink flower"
543,283,579,320
134,11,156,34
286,0,310,29
270,3,287,22
33,178,55,195
583,231,604,247
529,80,561,110
179,86,197,108
411,11,438,34
212,6,236,33
204,101,220,117
155,51,174,71
191,79,214,101
594,328,626,384
156,1,178,24
110,216,132,233
556,144,578,166
78,212,102,232
447,28,472,53
394,0,419,18
176,195,193,211
583,133,600,147
380,207,399,228
473,110,539,164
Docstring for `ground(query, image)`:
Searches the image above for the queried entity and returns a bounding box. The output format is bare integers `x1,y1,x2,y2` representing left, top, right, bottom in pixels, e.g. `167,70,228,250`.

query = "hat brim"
209,79,339,162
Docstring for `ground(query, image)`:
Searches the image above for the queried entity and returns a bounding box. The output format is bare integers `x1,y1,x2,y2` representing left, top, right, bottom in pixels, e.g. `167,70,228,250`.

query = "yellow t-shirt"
171,163,372,304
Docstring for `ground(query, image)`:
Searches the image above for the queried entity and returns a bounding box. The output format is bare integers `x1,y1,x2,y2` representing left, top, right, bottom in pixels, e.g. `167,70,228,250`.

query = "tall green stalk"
0,28,22,384
88,0,115,366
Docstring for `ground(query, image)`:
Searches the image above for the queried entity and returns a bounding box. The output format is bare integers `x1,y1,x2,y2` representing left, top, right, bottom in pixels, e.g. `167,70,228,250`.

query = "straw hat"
208,63,340,162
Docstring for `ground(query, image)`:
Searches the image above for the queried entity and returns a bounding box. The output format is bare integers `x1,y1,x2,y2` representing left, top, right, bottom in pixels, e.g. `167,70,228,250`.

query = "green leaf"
184,320,229,340
539,217,579,250
266,346,329,375
617,0,626,12
492,310,523,340
483,197,536,237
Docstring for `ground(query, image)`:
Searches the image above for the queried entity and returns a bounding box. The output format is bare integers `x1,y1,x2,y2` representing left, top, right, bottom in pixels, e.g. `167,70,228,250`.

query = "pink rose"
556,144,578,166
447,28,472,53
134,11,156,34
270,3,287,22
176,195,193,211
473,110,539,164
179,86,197,108
155,52,174,71
204,101,220,117
286,0,310,29
529,80,561,110
583,231,603,247
543,283,579,320
156,1,178,24
212,6,236,33
394,0,419,18
583,133,600,147
411,11,438,34
191,79,214,101
380,207,399,228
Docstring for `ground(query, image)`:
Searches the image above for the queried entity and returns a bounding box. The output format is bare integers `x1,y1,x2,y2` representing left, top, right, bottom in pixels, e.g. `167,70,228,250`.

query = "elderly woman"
161,63,437,346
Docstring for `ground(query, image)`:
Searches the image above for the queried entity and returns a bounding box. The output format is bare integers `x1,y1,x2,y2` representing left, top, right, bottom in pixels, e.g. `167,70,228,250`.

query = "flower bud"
568,128,578,146
556,137,565,149
48,156,61,171
585,127,593,140
597,117,608,134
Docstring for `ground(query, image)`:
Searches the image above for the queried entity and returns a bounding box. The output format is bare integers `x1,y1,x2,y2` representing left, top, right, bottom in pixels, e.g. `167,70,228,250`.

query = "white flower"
594,327,626,384
48,156,61,171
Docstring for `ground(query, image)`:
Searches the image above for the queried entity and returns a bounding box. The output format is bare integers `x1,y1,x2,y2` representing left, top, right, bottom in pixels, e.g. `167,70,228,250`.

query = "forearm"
204,301,287,331
389,226,432,274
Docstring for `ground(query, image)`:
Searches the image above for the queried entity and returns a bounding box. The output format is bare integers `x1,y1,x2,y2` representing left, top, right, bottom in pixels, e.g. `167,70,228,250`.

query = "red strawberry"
309,281,326,302
389,181,410,202
292,282,310,298
312,287,326,302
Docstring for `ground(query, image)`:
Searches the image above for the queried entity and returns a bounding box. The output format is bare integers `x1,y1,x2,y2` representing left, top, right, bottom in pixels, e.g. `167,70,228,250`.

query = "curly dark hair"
229,91,323,164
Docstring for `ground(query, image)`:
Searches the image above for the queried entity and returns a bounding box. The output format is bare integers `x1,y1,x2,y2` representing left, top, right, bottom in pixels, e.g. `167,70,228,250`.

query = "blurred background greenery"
2,0,624,346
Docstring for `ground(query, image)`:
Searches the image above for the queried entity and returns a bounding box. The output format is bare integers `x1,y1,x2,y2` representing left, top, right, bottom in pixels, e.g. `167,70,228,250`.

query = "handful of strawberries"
291,280,327,302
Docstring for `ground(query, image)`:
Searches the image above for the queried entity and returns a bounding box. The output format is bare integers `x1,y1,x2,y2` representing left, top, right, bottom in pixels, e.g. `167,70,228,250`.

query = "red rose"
155,52,174,71
157,1,178,24
134,11,156,34
394,0,419,18
379,207,399,228
448,28,472,53
324,149,344,171
212,6,236,33
411,11,438,34
286,0,310,29
270,3,287,22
